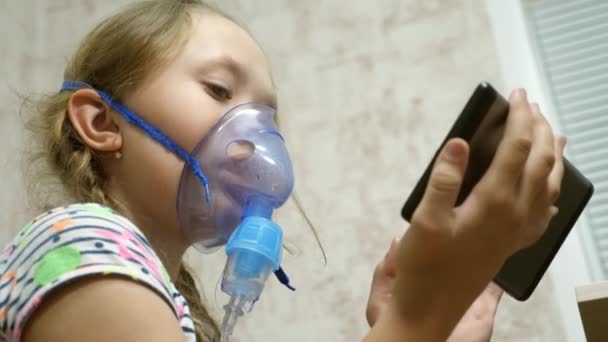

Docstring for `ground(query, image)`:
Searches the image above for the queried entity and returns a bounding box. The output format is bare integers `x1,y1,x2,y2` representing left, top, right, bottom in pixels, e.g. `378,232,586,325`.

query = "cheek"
132,82,225,153
121,126,186,202
119,78,226,212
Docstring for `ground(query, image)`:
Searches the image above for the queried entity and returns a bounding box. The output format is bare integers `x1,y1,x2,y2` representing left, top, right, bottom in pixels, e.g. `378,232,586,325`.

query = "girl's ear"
67,89,122,153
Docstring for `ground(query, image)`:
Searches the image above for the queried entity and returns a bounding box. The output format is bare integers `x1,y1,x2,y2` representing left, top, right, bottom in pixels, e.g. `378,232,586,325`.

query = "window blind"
524,0,608,277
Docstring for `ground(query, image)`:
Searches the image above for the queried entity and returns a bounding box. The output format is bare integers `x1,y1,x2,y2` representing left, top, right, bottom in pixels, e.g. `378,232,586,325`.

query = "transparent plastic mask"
177,103,294,252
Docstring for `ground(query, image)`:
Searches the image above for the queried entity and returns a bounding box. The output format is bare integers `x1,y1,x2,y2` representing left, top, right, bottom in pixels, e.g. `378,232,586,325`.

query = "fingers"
376,237,401,278
387,237,400,260
371,238,401,302
521,204,559,248
522,136,565,246
547,136,567,204
486,282,504,303
486,89,534,188
415,138,469,225
485,282,504,316
385,237,400,275
519,104,555,208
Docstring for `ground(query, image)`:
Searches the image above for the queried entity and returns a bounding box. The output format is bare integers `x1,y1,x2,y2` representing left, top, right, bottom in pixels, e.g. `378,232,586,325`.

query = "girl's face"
108,11,277,249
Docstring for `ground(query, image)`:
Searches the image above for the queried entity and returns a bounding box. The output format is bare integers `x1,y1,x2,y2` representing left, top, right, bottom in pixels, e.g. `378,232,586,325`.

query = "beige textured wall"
0,0,566,341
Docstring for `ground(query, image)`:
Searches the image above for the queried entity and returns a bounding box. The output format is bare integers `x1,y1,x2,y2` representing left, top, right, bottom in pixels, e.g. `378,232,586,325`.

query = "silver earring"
113,137,122,159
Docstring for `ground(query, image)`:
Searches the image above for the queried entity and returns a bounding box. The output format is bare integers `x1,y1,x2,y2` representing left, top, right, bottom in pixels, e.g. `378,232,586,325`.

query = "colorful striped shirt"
0,203,196,341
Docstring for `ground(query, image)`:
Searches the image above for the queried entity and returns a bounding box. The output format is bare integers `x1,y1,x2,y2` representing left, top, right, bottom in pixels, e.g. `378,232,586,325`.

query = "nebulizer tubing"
219,196,288,341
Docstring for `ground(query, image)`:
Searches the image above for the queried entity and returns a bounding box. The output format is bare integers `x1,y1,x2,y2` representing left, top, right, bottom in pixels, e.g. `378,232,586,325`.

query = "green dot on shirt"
33,246,81,286
85,205,115,218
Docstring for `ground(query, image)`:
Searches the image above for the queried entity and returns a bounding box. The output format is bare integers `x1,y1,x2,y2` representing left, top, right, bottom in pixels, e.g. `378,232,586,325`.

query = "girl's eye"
206,83,232,101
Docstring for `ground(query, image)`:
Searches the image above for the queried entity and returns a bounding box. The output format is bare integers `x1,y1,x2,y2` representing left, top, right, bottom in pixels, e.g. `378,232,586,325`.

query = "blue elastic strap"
60,80,211,202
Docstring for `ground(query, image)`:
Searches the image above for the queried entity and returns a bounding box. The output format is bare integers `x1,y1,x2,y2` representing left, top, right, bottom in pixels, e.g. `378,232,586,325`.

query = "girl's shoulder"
0,203,195,342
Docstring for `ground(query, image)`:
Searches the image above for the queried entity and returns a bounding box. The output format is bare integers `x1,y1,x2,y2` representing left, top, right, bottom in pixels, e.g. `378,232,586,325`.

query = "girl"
2,1,564,341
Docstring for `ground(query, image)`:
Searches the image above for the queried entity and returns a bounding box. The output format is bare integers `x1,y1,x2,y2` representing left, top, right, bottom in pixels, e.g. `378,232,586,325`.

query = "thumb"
418,138,469,219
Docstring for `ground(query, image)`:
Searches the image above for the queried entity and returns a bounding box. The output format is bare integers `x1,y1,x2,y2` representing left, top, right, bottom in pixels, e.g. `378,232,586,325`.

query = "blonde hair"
26,1,228,340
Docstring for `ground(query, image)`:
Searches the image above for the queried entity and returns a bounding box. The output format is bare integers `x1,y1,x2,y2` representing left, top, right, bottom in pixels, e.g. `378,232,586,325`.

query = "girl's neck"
106,195,189,282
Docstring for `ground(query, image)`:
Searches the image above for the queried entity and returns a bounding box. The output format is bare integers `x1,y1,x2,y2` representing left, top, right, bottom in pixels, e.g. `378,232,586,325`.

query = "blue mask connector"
220,196,294,341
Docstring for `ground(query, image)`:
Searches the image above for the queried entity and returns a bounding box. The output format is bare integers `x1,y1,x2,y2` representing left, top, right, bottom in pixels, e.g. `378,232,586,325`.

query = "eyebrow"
209,55,243,78
205,56,278,108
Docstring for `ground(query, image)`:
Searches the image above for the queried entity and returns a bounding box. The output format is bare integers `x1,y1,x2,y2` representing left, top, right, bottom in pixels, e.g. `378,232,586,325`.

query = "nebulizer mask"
61,81,295,341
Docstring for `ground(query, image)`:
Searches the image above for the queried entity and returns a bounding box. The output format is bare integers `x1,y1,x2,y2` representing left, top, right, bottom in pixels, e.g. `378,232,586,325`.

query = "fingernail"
511,88,526,100
445,141,464,161
391,236,401,245
531,103,540,113
558,136,567,152
390,238,398,249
